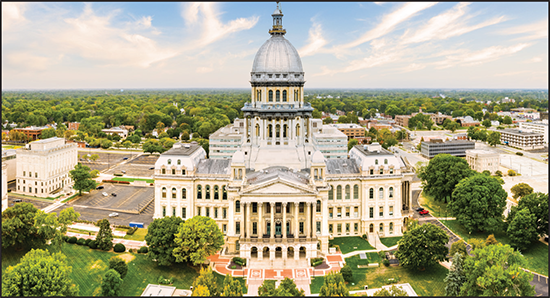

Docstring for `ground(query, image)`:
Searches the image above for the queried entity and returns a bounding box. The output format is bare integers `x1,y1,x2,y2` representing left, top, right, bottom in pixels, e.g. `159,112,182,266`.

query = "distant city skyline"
2,2,548,90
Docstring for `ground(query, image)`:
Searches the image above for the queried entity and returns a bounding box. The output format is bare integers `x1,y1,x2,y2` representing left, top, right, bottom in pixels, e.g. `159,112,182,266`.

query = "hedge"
383,259,390,266
311,257,324,267
62,235,69,242
126,227,138,235
232,257,246,266
76,238,87,245
138,246,148,254
113,173,123,177
68,236,78,244
114,243,126,253
102,179,130,184
89,240,98,249
85,239,92,246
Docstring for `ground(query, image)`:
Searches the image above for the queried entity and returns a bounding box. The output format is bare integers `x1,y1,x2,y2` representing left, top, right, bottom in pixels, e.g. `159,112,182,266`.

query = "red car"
419,210,430,215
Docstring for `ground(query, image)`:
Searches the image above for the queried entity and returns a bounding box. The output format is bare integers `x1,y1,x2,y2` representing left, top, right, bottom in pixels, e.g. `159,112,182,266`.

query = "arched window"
172,187,177,199
354,185,359,199
182,188,187,199
337,185,342,200
236,200,241,212
214,185,219,200
268,125,273,138
205,185,210,199
255,124,260,137
276,125,280,138
162,187,166,198
328,185,334,200
369,188,374,199
389,187,394,198
384,159,388,164
379,187,384,199
375,159,378,165
222,185,227,200
257,90,261,101
345,185,350,200
177,159,181,165
197,185,202,199
389,222,394,232
379,223,384,232
276,90,280,102
316,200,321,212
283,90,287,102
269,90,273,102
283,124,287,137
168,159,172,165
296,124,300,136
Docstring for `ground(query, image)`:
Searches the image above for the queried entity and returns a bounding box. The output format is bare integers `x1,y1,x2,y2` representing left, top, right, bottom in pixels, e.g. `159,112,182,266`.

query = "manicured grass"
310,276,325,294
9,192,57,201
418,193,448,218
342,255,448,296
441,220,548,276
124,228,148,241
329,237,375,254
112,177,154,184
62,193,80,203
379,236,402,248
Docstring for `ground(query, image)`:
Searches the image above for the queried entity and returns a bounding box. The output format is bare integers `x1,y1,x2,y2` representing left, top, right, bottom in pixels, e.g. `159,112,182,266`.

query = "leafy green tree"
347,138,358,151
34,207,80,247
475,129,487,142
143,139,165,154
158,132,169,139
95,219,113,251
220,274,243,297
69,163,96,195
192,267,219,297
395,222,449,270
278,277,305,296
90,154,99,161
507,208,538,251
449,240,467,258
507,192,548,237
101,138,113,149
2,202,42,249
145,216,184,266
41,128,56,139
467,238,485,251
312,109,322,118
173,216,224,266
450,174,507,233
90,169,99,178
485,234,499,246
373,285,408,296
258,279,277,296
109,256,128,279
2,249,78,296
503,115,513,124
323,117,333,124
340,265,353,282
447,121,460,132
444,253,466,297
482,119,492,128
460,244,535,296
319,271,349,296
193,285,210,296
474,111,484,121
487,131,501,146
418,154,474,202
510,183,533,200
101,269,123,296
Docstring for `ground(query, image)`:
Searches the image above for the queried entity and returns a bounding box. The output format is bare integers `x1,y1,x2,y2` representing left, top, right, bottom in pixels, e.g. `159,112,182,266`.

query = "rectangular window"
223,224,227,234
337,224,342,233
252,202,257,213
379,206,383,217
299,222,304,234
182,207,186,218
172,169,176,175
23,171,26,176
329,207,333,218
380,168,384,175
182,169,186,175
223,208,227,219
390,168,393,174
316,221,321,233
346,207,350,217
346,223,350,233
354,207,359,218
299,203,304,213
162,206,166,217
197,207,201,216
206,207,210,218
236,222,241,234
329,224,333,233
214,208,218,219
172,207,176,216
369,207,374,218
370,169,373,175
252,222,257,235
354,223,358,232
389,206,394,216
337,207,342,218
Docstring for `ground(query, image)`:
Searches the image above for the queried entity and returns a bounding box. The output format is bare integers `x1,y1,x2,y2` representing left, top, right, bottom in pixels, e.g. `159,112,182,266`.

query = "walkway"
65,231,146,249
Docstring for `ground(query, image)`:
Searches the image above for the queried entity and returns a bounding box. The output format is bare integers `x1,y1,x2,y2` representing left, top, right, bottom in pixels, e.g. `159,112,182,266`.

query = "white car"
102,192,108,196
109,212,119,217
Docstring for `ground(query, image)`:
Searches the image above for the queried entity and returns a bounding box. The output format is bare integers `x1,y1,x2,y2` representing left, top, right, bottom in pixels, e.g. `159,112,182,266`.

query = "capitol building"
153,5,414,262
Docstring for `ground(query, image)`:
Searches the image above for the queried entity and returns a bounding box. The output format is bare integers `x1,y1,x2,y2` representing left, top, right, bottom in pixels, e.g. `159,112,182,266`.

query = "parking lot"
78,151,136,172
105,163,155,178
53,203,154,227
69,184,154,213
6,196,55,210
129,154,159,165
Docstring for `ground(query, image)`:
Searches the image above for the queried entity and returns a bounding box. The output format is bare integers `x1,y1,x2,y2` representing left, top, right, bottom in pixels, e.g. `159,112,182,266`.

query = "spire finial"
269,1,286,36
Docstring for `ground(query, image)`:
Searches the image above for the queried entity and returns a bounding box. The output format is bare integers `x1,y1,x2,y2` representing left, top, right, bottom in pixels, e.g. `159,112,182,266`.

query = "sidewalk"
65,231,146,249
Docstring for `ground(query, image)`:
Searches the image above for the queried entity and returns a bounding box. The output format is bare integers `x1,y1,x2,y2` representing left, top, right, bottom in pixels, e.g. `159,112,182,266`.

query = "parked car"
121,170,126,174
123,157,128,160
415,207,424,212
13,199,22,203
96,186,104,190
102,192,108,197
109,212,119,217
149,167,154,170
419,210,430,215
111,193,117,197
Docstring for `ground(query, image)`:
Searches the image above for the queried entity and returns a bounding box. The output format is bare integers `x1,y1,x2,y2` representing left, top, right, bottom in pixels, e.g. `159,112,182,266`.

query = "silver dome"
250,35,304,82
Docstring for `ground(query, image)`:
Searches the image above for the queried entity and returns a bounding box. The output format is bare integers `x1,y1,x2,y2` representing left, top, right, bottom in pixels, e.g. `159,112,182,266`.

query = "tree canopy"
444,252,466,297
319,271,349,296
95,219,114,251
510,183,534,200
172,216,224,266
507,208,538,251
394,222,449,270
101,269,123,296
220,274,243,297
418,154,474,202
191,267,219,297
145,216,184,266
507,192,548,238
69,163,96,195
372,285,408,296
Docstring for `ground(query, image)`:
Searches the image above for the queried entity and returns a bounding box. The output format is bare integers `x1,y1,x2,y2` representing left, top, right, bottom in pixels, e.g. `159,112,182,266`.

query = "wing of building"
153,5,414,261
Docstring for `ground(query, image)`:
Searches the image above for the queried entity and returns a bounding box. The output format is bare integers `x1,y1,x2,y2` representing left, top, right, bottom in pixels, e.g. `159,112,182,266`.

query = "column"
270,203,275,238
294,202,299,236
259,202,263,238
228,198,235,237
245,202,250,238
282,202,287,238
306,202,311,239
272,119,276,144
312,201,317,238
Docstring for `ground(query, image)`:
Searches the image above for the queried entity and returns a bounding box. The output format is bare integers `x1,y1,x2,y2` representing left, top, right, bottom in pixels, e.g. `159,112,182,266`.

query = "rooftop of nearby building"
501,129,545,136
330,123,364,129
196,159,231,175
141,284,176,296
353,144,393,156
31,136,64,144
326,159,360,175
423,139,475,145
246,166,310,185
161,142,202,156
465,149,498,156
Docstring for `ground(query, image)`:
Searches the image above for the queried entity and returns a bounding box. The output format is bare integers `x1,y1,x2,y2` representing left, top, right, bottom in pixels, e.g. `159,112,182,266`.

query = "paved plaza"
70,184,154,213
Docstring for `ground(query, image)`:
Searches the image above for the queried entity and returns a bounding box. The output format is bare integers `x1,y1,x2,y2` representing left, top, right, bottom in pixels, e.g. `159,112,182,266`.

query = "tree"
372,285,408,296
109,256,128,279
193,285,210,296
2,249,78,296
220,274,243,297
482,119,492,128
418,154,474,202
69,163,96,195
277,277,305,296
90,154,99,162
192,267,219,297
145,216,184,266
474,111,484,121
347,138,358,151
510,183,533,200
487,131,501,146
450,174,507,233
503,115,513,124
90,170,99,178
95,219,113,251
395,222,449,270
143,139,164,154
507,192,548,238
323,117,333,124
258,279,277,296
101,269,123,296
467,238,485,251
173,216,224,266
444,253,466,297
2,202,41,249
485,234,499,246
460,244,535,296
41,128,57,139
449,240,467,257
101,138,113,149
33,207,80,247
319,271,349,296
507,208,538,251
340,265,353,282
475,129,487,142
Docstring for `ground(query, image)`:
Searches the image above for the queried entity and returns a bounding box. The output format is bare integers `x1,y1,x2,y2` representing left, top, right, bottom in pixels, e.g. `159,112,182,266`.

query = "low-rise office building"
102,127,129,138
2,149,17,182
420,139,475,159
313,125,348,159
465,149,500,174
519,122,548,144
394,115,411,127
500,129,545,150
209,119,245,159
12,126,48,141
329,123,366,139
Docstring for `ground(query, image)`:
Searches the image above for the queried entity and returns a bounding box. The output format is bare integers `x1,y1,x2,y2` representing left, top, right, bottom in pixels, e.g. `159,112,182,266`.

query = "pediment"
242,179,315,195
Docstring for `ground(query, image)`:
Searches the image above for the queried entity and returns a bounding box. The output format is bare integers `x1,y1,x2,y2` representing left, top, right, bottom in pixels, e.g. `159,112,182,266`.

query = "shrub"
157,275,165,285
232,256,246,266
85,239,92,246
109,256,128,279
361,234,368,240
516,152,523,156
113,173,123,177
231,265,236,269
126,227,138,236
113,243,126,253
340,265,353,282
378,251,387,260
495,170,503,177
310,257,324,267
68,236,78,244
77,238,87,245
383,259,390,267
89,240,98,249
138,246,148,254
508,170,517,176
62,235,69,242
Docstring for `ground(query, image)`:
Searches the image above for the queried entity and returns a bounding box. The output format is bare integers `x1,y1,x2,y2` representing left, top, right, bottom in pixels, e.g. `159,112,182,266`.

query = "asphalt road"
54,202,155,227
70,184,154,212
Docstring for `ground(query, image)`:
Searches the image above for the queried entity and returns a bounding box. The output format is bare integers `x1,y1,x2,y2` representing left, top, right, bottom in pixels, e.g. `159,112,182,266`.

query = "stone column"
246,202,251,238
258,202,263,238
272,119,275,144
282,202,287,238
312,201,317,237
228,198,235,237
306,202,311,239
270,203,275,238
294,245,299,260
294,202,299,236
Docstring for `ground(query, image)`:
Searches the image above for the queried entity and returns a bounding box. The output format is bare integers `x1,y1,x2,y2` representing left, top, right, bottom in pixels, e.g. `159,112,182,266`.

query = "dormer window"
177,159,181,165
275,74,280,78
283,74,287,78
167,159,171,165
162,168,166,174
375,159,378,165
384,159,388,164
268,74,273,78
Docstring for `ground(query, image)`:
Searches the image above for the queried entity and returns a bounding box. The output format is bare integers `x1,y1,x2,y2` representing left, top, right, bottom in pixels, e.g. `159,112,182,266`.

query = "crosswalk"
42,201,65,213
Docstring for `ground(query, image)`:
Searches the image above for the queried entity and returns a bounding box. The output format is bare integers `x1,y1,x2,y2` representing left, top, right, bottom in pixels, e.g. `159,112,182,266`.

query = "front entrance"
275,222,282,236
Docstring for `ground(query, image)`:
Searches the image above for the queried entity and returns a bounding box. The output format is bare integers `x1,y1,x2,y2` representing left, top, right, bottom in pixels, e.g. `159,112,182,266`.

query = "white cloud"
434,43,532,69
400,63,427,73
5,52,54,71
500,19,548,41
136,16,152,28
527,56,543,63
298,19,328,57
2,2,27,32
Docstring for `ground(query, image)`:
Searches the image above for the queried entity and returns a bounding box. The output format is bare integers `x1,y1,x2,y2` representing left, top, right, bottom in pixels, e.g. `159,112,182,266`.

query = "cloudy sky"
2,2,548,90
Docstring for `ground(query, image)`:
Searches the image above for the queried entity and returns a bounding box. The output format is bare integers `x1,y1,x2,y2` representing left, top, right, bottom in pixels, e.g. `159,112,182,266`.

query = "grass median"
329,236,375,254
112,177,154,184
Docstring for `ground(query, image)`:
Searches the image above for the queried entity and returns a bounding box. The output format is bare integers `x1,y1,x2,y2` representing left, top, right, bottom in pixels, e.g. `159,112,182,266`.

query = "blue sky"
2,2,548,89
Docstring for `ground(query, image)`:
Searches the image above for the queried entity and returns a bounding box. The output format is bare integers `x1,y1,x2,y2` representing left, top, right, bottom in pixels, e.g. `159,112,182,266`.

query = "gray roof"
246,166,309,185
196,159,231,175
502,129,544,136
326,159,360,175
161,143,201,156
251,35,303,75
353,145,393,156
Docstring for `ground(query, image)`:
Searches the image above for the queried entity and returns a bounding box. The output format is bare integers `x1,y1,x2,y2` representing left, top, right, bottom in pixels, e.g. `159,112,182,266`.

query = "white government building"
15,137,77,198
153,6,414,262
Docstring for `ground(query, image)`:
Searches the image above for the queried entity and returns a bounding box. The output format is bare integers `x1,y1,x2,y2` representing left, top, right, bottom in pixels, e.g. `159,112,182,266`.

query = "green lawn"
329,237,375,254
310,276,325,294
124,228,148,241
112,177,154,184
62,193,80,203
418,193,449,218
1,243,247,296
380,236,402,248
8,192,57,201
441,220,548,276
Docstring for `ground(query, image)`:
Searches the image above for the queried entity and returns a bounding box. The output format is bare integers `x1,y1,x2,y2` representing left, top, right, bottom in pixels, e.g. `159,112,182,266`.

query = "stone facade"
465,149,500,174
500,129,545,150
